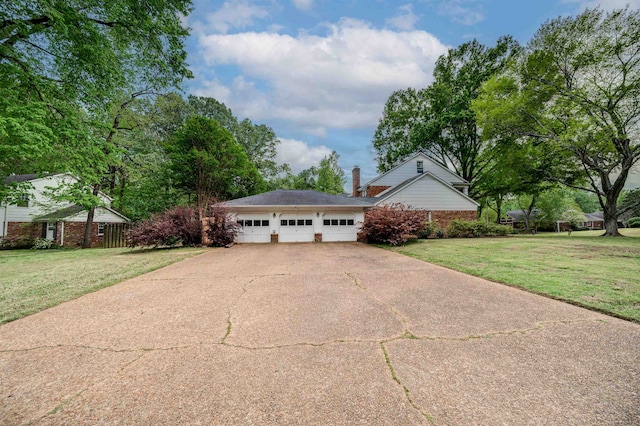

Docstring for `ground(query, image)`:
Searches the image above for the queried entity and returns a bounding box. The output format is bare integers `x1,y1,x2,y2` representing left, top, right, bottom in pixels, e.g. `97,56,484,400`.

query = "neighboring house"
579,212,604,230
1,174,129,247
501,209,543,228
221,189,372,243
352,152,479,227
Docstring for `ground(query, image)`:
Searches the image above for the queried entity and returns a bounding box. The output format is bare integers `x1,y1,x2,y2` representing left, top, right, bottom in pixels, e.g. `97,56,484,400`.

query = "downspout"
60,221,65,246
1,204,6,238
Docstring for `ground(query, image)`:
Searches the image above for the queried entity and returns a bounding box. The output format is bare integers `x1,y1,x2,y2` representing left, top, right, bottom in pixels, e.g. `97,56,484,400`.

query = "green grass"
388,229,640,323
0,247,209,324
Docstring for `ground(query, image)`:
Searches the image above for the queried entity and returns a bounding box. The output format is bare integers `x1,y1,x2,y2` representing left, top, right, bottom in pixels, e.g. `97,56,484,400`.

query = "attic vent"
417,160,424,174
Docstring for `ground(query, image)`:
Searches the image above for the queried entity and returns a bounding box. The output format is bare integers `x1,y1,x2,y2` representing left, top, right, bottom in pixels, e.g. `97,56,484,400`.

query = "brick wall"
366,186,391,197
5,221,106,248
431,210,477,230
6,222,41,240
61,222,104,248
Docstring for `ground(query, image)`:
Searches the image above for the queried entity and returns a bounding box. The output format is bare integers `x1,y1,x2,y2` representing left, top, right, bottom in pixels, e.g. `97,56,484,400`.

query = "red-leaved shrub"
360,204,428,246
204,204,240,247
127,206,202,248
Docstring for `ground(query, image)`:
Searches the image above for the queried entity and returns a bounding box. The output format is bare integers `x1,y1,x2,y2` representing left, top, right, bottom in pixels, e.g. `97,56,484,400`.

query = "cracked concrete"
1,243,639,425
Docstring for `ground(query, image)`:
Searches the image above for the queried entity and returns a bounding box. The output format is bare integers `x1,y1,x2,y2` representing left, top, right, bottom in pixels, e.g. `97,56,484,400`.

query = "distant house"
501,209,543,228
578,212,604,230
352,152,479,228
1,174,129,247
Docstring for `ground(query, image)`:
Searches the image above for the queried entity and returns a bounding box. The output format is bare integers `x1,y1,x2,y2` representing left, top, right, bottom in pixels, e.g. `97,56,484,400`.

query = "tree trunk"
602,200,622,237
82,184,101,248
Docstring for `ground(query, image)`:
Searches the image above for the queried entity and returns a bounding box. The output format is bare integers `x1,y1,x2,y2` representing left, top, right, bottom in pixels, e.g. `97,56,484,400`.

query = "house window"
97,222,105,236
305,219,312,226
324,219,330,226
340,219,347,225
16,194,29,208
281,220,288,226
261,220,269,226
417,161,424,174
347,219,354,225
289,220,296,226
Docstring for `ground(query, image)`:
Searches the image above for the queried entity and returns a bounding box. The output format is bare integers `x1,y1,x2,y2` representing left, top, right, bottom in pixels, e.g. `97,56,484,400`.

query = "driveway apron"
1,243,638,425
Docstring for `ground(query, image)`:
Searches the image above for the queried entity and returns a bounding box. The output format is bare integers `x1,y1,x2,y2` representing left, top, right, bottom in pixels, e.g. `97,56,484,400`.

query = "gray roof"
35,205,85,221
505,209,542,221
584,211,604,221
224,190,374,207
3,174,40,184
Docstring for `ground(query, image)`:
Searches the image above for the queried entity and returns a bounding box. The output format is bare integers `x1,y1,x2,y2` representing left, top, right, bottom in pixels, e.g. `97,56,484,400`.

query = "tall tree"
167,116,265,212
372,37,520,197
315,151,346,194
475,7,640,236
372,88,429,172
1,0,193,246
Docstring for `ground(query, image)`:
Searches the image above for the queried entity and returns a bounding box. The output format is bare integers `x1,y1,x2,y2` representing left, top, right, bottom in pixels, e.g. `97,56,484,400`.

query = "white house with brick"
1,174,129,247
352,152,479,227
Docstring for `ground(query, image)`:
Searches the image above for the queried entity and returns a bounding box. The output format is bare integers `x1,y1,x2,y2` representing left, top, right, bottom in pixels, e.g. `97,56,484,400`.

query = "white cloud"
292,0,313,11
205,1,269,34
276,138,332,172
386,4,420,31
438,0,484,26
561,0,640,11
195,18,449,131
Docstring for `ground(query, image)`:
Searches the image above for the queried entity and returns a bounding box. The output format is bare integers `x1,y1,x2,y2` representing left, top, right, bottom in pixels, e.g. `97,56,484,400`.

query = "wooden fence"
103,223,132,248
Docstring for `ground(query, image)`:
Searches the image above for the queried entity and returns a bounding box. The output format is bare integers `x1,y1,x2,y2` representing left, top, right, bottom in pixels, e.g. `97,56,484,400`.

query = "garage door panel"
236,215,271,243
323,214,358,242
279,214,314,242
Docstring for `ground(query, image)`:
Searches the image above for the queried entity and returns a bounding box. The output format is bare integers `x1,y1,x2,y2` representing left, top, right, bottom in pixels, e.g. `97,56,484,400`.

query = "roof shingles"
223,190,373,207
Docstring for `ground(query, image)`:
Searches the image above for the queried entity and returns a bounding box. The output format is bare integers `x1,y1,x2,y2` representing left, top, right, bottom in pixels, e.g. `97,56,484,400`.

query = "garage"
235,215,271,243
221,189,372,243
279,213,314,243
322,214,358,242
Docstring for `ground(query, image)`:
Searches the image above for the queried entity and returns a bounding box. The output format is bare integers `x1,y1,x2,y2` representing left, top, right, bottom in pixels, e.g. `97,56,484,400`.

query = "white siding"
66,207,128,223
378,174,477,211
3,174,123,223
368,154,465,189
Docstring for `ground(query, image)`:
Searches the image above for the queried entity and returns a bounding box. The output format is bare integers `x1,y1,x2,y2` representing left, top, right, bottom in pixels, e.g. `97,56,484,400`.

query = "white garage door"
322,215,358,242
279,214,314,242
236,215,271,243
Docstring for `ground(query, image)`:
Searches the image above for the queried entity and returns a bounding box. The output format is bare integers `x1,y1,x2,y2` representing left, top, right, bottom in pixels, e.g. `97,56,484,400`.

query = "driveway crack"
380,342,435,424
346,272,414,336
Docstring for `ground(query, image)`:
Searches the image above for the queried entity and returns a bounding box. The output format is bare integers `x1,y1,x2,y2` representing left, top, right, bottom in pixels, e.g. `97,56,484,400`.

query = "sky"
181,0,640,190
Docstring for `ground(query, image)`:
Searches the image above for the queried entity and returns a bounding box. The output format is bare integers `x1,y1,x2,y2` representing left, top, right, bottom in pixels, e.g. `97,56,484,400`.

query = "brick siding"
366,186,391,197
5,221,105,248
431,210,477,230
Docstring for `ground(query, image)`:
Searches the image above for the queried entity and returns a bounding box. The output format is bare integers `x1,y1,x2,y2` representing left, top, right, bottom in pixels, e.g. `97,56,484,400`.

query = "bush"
628,217,640,228
417,221,439,239
204,204,240,247
31,238,53,249
127,206,202,248
0,235,34,250
446,220,511,238
360,204,427,246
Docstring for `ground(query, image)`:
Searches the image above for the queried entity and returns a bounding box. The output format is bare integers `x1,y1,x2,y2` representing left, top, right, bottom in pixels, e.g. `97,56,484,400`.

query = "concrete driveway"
1,243,639,425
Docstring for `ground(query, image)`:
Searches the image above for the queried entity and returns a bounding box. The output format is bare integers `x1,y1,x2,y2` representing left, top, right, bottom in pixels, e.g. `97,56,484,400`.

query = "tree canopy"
474,7,640,236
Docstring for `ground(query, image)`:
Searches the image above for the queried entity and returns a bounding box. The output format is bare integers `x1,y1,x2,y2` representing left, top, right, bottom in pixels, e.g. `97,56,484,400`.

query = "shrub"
628,217,640,228
204,204,240,247
31,238,53,249
0,235,34,250
446,220,511,238
417,221,438,239
127,206,202,248
360,204,427,246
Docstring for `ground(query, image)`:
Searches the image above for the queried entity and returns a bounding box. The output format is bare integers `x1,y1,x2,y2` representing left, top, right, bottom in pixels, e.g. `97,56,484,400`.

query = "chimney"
352,166,360,197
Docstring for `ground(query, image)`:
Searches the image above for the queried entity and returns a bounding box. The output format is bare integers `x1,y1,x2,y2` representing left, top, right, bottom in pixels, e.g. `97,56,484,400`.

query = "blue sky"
181,0,640,189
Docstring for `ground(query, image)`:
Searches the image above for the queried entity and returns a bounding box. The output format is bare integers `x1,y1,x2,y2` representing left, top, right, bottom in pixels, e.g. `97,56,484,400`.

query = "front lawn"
0,247,209,324
388,230,640,323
